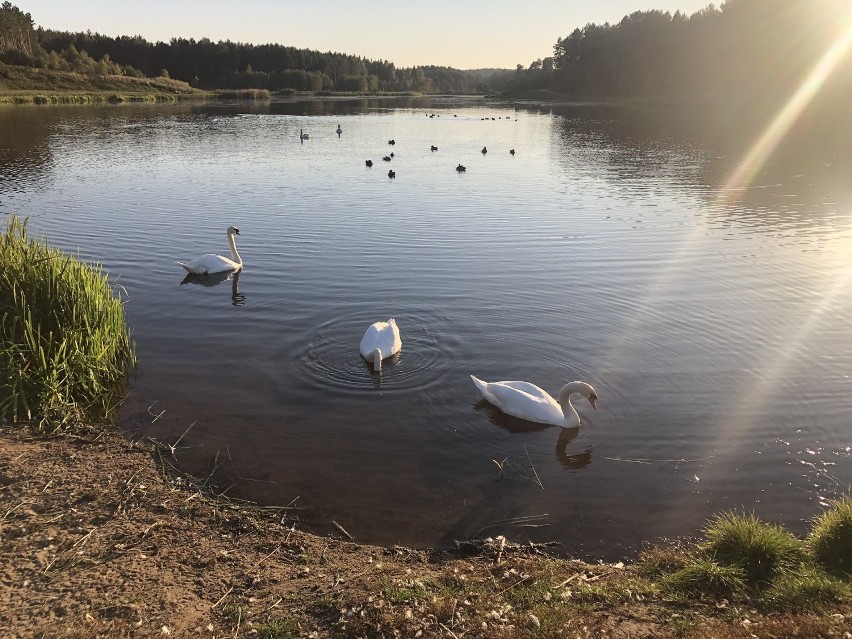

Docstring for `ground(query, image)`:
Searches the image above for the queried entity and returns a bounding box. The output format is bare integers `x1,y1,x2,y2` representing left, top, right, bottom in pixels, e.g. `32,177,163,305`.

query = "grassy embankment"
0,63,273,104
0,216,851,637
0,63,432,105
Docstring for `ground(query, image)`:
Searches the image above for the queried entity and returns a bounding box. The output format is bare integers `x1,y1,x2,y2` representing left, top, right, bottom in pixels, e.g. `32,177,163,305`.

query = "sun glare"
604,13,852,449
707,13,852,447
719,17,852,207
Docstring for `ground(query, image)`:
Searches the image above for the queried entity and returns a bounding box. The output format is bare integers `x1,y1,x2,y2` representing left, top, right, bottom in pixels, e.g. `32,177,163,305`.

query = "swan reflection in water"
474,399,593,470
179,269,246,306
361,351,402,390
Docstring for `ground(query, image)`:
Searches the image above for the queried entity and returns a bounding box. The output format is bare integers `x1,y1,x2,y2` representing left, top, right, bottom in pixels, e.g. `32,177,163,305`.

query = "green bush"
0,216,136,430
703,511,805,587
808,496,852,577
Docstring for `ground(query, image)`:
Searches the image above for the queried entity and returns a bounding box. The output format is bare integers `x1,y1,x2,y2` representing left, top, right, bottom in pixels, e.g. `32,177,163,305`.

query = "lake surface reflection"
2,96,850,558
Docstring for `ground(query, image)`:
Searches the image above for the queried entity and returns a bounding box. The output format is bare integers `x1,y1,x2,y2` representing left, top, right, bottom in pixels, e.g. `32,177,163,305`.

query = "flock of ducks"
176,225,600,430
365,139,516,179
299,124,518,180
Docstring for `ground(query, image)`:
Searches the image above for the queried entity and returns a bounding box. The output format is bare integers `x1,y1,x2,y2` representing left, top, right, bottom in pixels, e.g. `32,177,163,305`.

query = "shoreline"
0,423,847,638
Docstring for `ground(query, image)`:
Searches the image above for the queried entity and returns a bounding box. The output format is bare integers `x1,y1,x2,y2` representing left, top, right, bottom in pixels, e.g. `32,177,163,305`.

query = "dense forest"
509,0,851,107
0,2,509,93
1,0,850,109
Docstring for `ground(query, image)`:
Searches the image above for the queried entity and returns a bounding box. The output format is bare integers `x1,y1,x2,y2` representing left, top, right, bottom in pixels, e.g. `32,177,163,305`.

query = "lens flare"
719,21,852,207
708,17,852,454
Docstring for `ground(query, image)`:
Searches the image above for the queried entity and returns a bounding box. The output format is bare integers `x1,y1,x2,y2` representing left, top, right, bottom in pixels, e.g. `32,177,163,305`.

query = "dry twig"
332,520,354,541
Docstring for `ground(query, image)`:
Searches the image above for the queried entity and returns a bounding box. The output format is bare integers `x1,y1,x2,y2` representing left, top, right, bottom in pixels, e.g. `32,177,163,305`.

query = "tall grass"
213,89,270,100
0,93,188,105
0,216,136,430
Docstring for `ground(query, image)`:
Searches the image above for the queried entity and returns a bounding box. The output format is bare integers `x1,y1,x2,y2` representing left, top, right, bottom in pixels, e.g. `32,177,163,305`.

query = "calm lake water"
2,96,851,558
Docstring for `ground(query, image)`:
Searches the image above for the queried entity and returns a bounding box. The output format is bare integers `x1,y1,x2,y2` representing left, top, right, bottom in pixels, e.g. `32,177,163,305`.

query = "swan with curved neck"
176,226,242,275
360,318,402,372
470,376,598,428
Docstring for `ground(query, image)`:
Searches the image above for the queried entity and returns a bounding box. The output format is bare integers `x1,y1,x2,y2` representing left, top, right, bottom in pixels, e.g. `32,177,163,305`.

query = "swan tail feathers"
470,375,488,396
175,261,193,273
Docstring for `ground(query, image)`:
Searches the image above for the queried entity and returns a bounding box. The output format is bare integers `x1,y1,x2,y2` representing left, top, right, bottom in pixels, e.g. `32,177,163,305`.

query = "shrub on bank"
0,215,136,430
703,511,805,587
809,496,852,577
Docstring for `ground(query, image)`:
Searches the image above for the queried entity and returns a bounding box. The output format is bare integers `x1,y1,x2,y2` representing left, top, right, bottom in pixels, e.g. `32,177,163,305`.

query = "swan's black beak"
234,228,241,235
589,394,598,410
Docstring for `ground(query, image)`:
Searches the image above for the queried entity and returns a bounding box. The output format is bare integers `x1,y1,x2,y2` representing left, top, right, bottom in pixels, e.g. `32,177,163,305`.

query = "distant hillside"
1,2,514,94
0,63,202,102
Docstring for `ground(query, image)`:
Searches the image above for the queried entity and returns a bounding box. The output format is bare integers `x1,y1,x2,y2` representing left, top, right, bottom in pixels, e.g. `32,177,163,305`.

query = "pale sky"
26,0,712,69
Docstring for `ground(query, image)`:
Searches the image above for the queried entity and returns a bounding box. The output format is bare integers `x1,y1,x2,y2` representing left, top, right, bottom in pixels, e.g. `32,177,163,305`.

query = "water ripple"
297,308,457,394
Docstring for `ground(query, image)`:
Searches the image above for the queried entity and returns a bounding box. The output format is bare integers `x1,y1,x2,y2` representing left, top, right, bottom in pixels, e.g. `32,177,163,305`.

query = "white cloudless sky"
26,0,713,69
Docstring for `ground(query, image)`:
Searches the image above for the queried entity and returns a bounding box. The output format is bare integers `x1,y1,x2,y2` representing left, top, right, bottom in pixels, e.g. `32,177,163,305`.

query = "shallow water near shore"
2,96,851,557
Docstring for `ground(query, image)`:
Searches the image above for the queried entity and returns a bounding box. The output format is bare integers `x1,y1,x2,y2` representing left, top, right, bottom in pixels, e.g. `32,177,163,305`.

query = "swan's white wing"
499,381,554,402
178,253,240,275
481,380,564,425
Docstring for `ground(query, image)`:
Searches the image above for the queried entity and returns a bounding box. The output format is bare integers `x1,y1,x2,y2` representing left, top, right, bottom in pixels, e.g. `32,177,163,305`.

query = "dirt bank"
0,424,848,638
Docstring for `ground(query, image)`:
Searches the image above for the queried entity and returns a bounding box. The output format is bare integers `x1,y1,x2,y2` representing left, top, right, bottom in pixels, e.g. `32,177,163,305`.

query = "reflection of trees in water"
534,100,852,236
0,108,55,202
261,95,469,117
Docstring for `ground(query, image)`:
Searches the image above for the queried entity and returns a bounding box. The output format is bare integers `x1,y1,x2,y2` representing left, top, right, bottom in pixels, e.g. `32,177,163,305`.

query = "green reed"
213,89,271,100
0,216,136,430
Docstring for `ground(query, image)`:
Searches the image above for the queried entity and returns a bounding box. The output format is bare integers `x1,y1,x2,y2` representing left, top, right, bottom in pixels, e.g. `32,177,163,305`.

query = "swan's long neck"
558,384,586,428
372,348,383,372
558,393,581,428
557,381,595,428
228,232,242,267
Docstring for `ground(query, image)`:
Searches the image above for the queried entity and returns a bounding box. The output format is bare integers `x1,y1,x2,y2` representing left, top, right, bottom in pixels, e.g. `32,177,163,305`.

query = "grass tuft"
255,618,300,639
637,544,693,578
764,566,849,612
808,496,852,577
703,511,804,587
0,215,136,430
661,558,747,599
382,581,430,604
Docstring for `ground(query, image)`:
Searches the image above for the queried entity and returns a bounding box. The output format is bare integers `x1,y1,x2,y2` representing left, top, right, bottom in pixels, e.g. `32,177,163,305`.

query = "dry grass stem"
333,520,355,541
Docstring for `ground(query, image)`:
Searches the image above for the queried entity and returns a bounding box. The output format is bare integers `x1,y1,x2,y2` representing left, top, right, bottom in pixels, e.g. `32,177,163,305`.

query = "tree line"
507,0,851,109
0,3,510,93
3,0,849,107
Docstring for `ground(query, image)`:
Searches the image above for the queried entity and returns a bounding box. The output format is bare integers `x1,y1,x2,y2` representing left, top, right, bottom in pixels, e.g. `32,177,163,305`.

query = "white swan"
176,226,243,275
359,318,402,372
470,376,597,428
